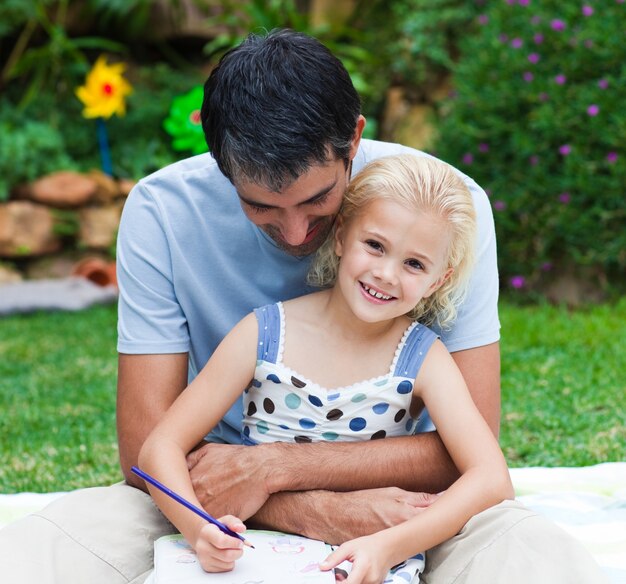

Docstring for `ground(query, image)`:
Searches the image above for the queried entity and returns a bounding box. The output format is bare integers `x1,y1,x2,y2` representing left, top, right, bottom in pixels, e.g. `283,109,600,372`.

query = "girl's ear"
334,218,345,257
424,267,454,298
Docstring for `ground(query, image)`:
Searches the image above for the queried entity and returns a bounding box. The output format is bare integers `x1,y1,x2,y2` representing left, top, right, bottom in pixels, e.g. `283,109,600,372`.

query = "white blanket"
1,463,625,583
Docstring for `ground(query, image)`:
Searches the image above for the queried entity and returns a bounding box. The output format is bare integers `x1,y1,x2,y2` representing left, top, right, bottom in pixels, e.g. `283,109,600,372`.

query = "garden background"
0,0,624,492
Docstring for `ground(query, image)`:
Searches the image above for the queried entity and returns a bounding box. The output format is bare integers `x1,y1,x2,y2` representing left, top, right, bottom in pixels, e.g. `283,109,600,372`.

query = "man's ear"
348,115,366,160
424,268,454,298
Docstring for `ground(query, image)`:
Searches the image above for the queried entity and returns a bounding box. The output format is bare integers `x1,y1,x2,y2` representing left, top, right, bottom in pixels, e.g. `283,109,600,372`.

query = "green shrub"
434,1,625,294
356,0,480,97
0,107,76,200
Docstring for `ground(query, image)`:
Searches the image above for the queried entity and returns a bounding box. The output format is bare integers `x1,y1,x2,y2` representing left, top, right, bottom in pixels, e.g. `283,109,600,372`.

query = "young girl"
138,154,514,583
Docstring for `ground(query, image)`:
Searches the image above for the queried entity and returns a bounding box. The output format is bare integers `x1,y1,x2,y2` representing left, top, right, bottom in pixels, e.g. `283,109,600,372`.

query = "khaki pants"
0,484,608,584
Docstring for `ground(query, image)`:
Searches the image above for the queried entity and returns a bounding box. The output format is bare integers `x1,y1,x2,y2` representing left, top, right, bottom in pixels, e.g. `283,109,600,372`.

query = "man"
0,29,606,584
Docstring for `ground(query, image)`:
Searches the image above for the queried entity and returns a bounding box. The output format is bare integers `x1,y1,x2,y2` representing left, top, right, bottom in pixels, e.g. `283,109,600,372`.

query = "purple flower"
558,192,571,204
499,34,509,43
493,200,506,211
523,71,534,82
478,14,489,25
551,19,566,31
531,15,542,25
587,104,599,116
518,0,530,5
554,74,567,85
511,38,524,49
533,33,544,44
510,276,526,289
541,262,553,272
529,155,539,166
528,52,540,63
478,143,490,153
607,152,618,163
559,144,571,156
462,153,474,165
582,5,594,16
598,79,609,89
539,92,549,101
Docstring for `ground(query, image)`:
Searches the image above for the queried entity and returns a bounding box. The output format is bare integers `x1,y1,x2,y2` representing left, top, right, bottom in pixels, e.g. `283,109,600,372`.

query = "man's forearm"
117,353,189,489
265,432,458,495
248,487,439,545
188,435,457,522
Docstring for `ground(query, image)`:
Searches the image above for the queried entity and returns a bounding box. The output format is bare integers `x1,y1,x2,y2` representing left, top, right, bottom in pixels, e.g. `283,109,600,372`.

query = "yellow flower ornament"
76,56,132,119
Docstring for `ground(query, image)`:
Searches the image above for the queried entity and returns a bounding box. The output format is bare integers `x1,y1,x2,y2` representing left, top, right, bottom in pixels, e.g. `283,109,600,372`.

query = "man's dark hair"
201,29,361,191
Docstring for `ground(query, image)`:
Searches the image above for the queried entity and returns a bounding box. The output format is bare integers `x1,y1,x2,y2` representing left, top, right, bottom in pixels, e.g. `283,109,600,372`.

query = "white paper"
154,531,335,583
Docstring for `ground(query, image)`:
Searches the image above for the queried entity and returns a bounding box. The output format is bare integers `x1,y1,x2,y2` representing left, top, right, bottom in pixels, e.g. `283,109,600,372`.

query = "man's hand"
251,487,439,545
187,442,277,519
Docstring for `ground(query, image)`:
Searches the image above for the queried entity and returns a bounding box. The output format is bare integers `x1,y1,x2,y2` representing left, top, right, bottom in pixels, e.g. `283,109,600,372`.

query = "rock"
0,201,61,257
88,169,121,204
541,267,606,306
29,171,98,208
0,263,22,284
24,253,82,280
78,204,123,249
71,257,117,287
380,87,437,151
117,178,137,197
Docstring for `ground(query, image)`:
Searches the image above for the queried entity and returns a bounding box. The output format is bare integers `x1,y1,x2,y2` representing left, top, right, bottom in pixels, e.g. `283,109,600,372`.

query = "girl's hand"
194,515,247,573
319,534,393,584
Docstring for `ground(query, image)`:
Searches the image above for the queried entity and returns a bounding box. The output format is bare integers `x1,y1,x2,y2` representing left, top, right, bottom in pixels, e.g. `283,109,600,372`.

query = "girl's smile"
359,282,395,303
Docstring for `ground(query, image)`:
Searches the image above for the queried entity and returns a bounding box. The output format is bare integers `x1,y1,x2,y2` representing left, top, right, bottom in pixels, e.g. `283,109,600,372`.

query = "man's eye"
247,203,271,214
309,193,330,207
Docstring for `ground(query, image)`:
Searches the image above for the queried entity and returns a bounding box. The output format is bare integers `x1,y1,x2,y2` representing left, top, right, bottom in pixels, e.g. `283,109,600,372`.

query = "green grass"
499,298,626,467
0,299,624,492
0,304,121,492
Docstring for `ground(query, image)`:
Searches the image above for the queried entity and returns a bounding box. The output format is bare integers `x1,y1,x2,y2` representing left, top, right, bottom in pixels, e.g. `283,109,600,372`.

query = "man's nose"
278,209,310,245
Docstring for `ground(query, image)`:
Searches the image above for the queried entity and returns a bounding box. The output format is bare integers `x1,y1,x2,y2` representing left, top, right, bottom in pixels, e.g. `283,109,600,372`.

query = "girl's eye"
406,259,424,271
365,239,383,251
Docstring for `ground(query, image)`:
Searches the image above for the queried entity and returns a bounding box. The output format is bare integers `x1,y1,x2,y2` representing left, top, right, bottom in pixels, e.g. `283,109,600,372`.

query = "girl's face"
334,198,453,323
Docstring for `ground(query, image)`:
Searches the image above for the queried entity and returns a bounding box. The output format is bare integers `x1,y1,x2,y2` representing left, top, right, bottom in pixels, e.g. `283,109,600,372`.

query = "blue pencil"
131,466,254,548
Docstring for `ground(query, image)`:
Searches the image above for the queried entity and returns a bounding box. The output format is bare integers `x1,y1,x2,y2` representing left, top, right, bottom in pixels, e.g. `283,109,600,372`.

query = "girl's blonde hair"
308,154,476,329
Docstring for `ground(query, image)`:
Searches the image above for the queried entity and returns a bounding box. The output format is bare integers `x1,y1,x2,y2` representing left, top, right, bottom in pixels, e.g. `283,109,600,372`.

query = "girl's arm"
137,312,260,570
321,339,514,582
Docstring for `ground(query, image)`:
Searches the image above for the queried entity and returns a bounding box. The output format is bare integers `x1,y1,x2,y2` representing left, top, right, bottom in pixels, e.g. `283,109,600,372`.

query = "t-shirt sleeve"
435,174,500,352
116,182,190,354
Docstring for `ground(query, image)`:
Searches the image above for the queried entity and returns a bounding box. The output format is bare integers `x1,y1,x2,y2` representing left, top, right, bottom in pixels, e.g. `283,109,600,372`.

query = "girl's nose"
373,260,398,285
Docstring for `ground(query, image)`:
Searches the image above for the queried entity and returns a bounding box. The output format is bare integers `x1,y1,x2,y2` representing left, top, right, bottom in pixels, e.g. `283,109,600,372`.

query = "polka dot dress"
242,303,438,445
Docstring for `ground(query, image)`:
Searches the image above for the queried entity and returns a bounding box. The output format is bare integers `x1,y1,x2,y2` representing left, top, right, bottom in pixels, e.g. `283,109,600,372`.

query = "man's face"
234,158,351,257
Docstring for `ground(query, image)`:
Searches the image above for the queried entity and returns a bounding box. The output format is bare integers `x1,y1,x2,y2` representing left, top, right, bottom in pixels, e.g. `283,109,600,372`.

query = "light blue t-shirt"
116,139,500,444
